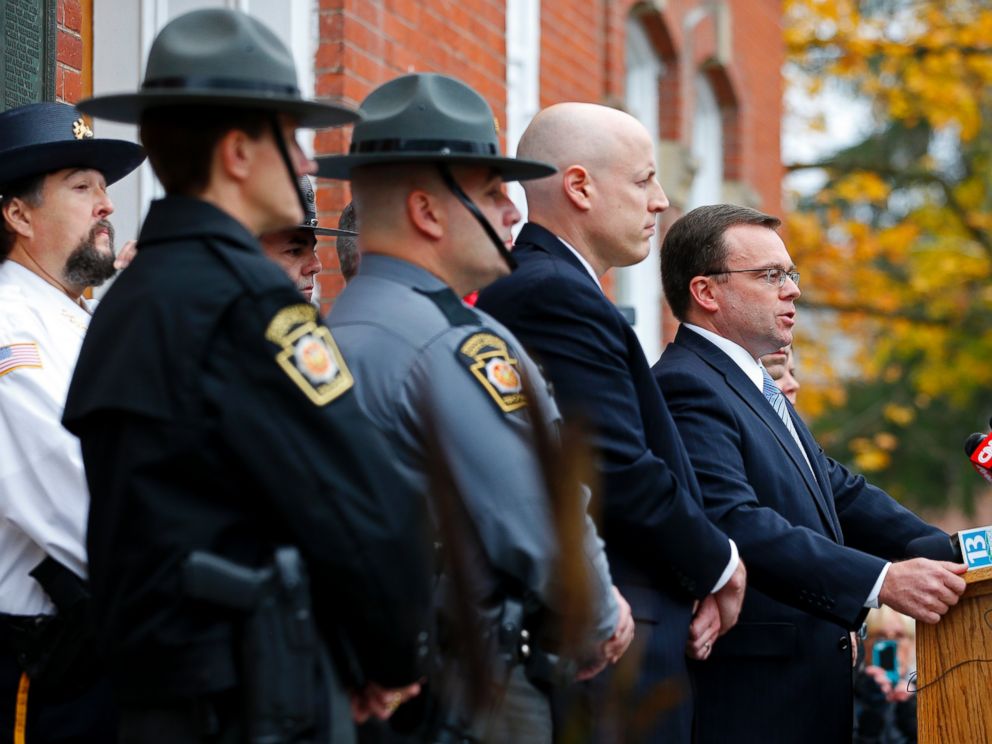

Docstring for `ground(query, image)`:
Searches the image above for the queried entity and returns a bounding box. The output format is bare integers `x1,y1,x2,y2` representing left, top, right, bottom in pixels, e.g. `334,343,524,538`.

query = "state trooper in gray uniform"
317,74,634,743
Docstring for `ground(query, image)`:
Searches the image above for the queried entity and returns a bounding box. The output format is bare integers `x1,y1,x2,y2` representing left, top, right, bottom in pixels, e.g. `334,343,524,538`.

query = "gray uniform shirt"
327,254,617,645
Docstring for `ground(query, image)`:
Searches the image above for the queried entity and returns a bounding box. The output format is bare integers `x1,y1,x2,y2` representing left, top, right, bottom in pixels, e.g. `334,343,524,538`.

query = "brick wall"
55,0,87,104
726,0,784,218
314,0,508,304
56,0,781,320
313,0,783,314
539,0,606,105
52,0,781,332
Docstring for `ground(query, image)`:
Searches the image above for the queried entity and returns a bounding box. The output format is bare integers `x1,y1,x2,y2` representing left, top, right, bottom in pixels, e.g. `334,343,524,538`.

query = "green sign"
0,0,56,110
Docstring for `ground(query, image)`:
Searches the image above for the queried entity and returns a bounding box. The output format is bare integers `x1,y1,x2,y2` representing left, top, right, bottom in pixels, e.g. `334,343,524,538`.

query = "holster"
182,547,354,744
497,598,575,689
1,556,103,696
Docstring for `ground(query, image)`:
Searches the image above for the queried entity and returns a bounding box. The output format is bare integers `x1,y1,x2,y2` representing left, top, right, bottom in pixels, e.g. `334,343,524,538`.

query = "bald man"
477,104,745,742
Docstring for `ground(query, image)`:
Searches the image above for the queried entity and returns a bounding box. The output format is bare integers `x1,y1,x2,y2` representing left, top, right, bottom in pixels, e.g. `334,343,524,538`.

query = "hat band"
143,75,301,97
350,138,498,156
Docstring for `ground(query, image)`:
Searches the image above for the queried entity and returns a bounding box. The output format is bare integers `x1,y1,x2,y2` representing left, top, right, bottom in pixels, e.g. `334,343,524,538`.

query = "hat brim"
305,226,357,238
315,152,556,182
77,90,360,129
0,139,146,190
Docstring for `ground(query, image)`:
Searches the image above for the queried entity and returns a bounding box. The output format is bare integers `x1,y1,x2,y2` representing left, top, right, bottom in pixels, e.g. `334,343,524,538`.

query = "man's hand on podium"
879,558,967,624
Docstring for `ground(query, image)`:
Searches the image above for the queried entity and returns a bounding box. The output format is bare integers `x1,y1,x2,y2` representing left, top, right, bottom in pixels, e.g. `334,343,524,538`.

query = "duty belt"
494,598,575,687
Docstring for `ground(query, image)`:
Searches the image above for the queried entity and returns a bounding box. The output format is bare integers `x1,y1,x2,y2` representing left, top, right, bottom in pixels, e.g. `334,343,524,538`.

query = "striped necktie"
761,366,815,477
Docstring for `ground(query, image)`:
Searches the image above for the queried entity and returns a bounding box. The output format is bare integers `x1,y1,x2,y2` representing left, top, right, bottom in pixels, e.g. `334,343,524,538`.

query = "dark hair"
139,106,269,195
661,204,781,321
0,173,46,262
336,201,359,282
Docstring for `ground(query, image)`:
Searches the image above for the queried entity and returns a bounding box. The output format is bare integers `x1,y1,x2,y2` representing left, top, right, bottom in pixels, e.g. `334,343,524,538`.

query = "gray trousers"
482,665,552,744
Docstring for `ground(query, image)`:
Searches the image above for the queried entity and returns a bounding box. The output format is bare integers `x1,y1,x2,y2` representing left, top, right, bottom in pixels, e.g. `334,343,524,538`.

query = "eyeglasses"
704,267,800,288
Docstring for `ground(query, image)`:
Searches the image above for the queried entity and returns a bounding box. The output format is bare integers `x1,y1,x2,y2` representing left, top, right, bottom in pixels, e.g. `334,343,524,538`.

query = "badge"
0,342,42,378
72,117,94,140
457,331,527,413
265,304,353,406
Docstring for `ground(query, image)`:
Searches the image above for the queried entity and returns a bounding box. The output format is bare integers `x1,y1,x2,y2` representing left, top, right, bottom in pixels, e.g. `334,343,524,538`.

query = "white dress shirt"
0,260,92,615
682,323,887,608
558,237,602,289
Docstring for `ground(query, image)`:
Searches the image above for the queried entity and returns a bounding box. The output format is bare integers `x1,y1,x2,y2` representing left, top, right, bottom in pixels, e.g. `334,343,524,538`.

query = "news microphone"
966,432,986,457
905,533,962,562
964,430,992,485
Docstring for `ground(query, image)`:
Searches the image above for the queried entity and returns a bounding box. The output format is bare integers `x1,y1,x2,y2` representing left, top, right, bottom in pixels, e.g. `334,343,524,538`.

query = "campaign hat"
77,8,359,129
296,176,356,238
316,73,554,181
0,102,145,189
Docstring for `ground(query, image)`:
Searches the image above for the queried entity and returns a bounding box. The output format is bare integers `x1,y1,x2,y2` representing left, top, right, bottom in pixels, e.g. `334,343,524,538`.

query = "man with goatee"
0,101,144,743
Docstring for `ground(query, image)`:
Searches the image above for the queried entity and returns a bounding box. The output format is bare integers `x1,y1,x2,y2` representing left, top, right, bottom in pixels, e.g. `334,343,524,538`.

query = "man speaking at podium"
654,204,966,744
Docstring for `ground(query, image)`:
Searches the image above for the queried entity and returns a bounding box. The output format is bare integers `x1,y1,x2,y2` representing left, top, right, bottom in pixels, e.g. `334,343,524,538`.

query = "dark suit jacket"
653,326,942,744
477,223,732,742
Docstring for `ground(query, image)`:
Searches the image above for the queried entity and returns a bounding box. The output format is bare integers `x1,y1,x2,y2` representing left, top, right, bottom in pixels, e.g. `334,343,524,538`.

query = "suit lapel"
675,328,841,541
515,222,603,291
789,409,842,535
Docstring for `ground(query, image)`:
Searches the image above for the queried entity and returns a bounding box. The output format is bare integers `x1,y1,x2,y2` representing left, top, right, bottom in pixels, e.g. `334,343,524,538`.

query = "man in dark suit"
476,103,746,743
653,203,967,743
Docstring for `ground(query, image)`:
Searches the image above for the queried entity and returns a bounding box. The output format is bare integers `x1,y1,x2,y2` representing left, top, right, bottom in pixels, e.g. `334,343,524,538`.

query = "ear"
688,275,720,314
216,128,254,183
406,188,445,240
2,196,34,241
561,165,593,212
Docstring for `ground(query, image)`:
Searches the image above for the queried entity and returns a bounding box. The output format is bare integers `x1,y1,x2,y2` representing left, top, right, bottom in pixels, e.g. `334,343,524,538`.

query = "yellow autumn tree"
784,0,992,510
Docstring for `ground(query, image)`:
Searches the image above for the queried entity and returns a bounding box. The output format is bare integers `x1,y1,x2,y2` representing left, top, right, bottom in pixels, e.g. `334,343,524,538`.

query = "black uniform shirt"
63,196,432,702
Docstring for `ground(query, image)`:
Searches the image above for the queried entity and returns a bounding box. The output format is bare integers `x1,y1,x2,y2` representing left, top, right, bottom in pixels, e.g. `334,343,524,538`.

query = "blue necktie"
761,366,815,477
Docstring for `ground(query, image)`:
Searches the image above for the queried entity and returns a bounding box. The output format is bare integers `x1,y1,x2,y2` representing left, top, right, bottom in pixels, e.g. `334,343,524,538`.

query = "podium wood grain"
917,565,992,743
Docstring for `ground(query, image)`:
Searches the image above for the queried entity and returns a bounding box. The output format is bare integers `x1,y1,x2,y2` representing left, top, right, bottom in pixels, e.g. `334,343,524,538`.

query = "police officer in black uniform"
61,9,432,742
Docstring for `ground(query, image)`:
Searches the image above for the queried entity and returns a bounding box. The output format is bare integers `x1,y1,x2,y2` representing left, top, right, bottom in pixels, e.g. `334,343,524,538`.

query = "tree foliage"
784,0,992,512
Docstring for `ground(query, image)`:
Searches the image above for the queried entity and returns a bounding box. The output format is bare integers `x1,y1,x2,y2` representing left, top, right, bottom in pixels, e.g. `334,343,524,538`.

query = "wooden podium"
917,565,992,743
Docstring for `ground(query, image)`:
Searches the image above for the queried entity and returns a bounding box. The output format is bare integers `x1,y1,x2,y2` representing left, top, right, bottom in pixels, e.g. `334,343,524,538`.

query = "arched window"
615,15,665,362
687,72,724,208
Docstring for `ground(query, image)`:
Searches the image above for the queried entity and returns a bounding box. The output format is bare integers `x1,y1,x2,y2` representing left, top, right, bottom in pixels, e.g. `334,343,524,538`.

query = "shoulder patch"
457,331,527,413
0,342,42,378
265,304,353,406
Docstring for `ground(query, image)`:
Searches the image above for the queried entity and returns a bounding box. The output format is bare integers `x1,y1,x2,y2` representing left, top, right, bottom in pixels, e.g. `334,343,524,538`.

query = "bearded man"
0,101,144,743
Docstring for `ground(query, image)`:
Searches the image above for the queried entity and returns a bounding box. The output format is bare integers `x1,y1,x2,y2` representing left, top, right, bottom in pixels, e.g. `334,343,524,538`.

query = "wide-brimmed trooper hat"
77,8,359,129
0,102,145,190
317,73,554,181
296,176,356,238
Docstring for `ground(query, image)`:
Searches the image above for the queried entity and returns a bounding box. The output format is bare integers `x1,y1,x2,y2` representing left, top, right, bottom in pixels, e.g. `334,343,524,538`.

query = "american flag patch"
0,343,42,378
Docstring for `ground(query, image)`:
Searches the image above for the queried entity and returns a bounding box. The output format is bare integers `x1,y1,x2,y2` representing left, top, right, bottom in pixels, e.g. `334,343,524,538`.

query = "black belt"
0,611,104,699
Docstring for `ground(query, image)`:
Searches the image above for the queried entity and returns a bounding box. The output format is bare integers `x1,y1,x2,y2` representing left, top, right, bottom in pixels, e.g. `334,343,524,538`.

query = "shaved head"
515,102,669,275
350,162,521,296
518,103,651,206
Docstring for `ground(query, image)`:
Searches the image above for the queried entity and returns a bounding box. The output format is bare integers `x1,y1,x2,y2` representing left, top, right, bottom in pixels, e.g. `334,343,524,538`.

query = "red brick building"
313,0,783,357
40,0,783,357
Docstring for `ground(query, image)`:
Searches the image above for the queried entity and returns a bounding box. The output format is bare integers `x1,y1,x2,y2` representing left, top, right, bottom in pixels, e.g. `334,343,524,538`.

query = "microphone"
965,432,986,458
905,533,962,562
964,430,992,485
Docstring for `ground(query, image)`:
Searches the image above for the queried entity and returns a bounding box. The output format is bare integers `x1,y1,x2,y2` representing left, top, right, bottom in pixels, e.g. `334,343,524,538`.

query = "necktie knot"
761,366,782,404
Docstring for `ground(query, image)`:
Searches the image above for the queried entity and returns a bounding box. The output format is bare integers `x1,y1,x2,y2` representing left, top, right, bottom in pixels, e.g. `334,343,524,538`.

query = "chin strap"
437,164,516,272
270,115,309,221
